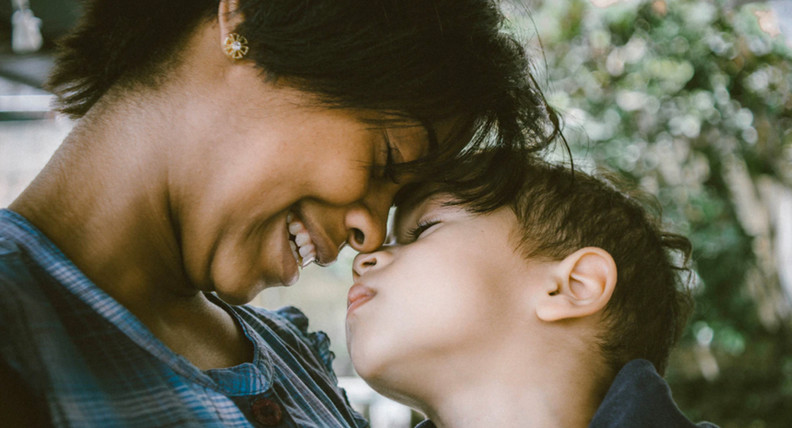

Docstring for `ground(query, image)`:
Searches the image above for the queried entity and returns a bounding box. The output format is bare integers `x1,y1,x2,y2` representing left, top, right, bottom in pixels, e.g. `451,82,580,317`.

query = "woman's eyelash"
384,143,396,178
381,133,397,181
371,145,394,180
406,220,440,241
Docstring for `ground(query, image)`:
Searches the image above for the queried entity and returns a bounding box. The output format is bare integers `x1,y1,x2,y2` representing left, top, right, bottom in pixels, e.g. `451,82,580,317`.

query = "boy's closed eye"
392,192,465,245
402,219,442,243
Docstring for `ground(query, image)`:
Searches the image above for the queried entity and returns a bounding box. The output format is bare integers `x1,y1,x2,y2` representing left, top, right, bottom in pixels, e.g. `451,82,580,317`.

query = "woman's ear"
535,247,617,322
218,0,243,42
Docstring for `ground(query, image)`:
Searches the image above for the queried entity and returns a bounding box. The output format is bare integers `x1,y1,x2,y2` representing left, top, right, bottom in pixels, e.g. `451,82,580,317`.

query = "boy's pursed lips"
347,283,376,315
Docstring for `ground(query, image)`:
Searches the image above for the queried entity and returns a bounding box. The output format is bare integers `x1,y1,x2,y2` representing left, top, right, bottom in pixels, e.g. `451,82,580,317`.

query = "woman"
0,0,558,426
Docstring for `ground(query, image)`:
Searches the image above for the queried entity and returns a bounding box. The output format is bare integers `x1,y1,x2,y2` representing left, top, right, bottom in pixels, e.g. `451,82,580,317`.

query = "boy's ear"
535,247,617,322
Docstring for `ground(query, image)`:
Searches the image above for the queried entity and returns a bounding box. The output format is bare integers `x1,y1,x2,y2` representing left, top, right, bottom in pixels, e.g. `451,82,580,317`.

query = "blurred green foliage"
518,0,792,426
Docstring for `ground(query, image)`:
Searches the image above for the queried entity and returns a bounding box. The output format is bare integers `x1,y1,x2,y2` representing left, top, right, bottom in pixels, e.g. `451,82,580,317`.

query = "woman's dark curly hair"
47,0,563,207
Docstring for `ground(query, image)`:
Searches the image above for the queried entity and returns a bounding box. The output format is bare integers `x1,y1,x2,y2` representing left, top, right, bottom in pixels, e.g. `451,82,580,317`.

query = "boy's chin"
349,349,390,387
364,374,428,413
351,352,423,402
348,347,377,380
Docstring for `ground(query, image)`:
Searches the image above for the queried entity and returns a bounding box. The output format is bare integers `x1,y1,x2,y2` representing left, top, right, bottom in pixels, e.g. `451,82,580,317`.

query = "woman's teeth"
287,213,316,267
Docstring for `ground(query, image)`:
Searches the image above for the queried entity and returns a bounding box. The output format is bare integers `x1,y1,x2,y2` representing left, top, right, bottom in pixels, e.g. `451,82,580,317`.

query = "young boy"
345,152,718,428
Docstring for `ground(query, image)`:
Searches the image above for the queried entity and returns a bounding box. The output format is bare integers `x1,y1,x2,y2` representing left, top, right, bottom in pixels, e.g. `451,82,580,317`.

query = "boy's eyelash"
406,219,440,241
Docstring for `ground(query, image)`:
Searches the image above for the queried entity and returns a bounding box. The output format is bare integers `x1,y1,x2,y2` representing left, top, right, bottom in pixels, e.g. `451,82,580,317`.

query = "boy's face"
346,192,552,389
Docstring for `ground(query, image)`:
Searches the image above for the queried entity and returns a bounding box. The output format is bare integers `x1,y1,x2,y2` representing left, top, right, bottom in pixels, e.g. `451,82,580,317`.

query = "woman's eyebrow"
422,119,439,152
382,130,405,164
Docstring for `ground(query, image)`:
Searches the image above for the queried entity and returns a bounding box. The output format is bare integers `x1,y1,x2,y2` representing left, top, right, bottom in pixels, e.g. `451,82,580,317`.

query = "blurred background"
1,0,789,427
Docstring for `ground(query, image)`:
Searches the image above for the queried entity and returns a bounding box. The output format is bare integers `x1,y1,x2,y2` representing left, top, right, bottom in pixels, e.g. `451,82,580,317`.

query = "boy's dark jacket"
589,359,718,428
416,359,718,428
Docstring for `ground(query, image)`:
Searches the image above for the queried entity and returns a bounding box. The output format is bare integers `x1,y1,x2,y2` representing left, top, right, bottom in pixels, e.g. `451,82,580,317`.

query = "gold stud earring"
223,33,249,60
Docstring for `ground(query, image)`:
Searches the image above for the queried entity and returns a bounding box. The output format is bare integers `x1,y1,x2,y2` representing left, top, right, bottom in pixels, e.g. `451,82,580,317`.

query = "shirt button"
251,396,283,426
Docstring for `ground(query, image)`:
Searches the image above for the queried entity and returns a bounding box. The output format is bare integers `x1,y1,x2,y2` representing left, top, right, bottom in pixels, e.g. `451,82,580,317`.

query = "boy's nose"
352,250,388,279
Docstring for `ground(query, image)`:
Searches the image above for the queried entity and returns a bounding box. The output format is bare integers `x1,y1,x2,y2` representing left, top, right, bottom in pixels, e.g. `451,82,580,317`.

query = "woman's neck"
10,83,198,317
9,86,255,369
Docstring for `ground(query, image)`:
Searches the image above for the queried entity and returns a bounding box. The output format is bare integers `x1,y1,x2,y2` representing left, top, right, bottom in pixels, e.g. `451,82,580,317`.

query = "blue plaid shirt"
0,209,368,427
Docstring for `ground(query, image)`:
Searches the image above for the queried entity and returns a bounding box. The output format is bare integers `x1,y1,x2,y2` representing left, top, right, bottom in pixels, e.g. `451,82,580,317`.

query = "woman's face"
173,73,433,304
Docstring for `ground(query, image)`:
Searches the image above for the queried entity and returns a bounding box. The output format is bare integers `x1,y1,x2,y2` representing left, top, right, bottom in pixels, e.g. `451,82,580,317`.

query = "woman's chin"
212,280,266,306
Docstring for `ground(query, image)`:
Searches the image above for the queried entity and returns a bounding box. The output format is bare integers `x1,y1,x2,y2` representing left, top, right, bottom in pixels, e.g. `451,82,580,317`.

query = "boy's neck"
426,380,598,428
414,336,607,428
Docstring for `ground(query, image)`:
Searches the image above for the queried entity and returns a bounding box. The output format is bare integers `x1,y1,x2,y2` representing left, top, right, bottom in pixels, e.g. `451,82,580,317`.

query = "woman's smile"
282,207,343,285
287,212,317,268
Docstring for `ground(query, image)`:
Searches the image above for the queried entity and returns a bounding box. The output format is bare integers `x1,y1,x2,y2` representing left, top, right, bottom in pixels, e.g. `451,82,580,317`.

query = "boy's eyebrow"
393,179,447,210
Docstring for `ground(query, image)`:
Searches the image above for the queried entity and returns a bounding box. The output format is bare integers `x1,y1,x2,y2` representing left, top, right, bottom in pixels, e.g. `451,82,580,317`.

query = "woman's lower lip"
346,295,374,316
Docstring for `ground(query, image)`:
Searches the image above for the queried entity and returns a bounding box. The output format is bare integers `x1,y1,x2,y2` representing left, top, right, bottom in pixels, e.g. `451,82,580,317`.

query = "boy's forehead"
393,182,441,216
393,181,444,213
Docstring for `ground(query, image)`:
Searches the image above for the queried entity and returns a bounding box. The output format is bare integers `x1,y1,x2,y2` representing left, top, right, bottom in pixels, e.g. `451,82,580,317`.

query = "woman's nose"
344,183,397,253
345,209,384,253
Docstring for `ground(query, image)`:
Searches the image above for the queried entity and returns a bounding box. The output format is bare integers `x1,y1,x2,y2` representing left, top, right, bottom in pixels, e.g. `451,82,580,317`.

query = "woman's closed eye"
376,130,400,181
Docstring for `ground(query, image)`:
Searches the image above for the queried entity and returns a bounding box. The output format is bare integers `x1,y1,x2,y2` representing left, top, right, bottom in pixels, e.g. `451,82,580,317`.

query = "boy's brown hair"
397,149,694,376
